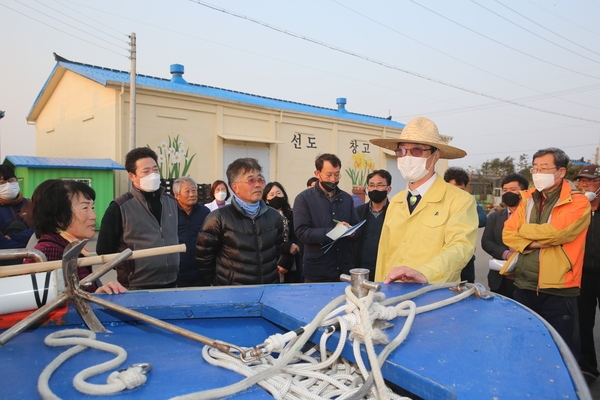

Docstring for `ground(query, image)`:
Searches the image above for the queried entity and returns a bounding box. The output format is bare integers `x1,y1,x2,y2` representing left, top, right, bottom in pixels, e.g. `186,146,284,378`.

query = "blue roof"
570,160,590,166
5,156,125,170
30,57,405,130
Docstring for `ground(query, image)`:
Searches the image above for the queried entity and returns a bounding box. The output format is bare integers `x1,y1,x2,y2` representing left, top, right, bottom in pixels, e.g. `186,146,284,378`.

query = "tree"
469,156,516,197
566,163,585,182
471,154,586,196
517,153,532,182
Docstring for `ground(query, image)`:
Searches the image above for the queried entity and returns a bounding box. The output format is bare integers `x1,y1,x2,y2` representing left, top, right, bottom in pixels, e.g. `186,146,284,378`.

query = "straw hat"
370,116,466,159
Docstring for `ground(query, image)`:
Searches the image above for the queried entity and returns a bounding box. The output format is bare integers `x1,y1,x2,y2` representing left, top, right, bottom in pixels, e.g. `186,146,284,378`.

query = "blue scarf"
232,193,261,218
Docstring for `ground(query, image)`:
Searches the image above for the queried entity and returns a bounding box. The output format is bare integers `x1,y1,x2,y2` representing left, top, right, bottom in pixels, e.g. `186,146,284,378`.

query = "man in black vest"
353,170,391,281
97,147,180,290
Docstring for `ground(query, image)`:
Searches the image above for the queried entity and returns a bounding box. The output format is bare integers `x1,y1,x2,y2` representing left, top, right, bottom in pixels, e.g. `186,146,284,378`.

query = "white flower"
173,152,184,164
178,139,185,148
158,154,166,164
168,147,176,156
160,141,168,150
179,145,186,154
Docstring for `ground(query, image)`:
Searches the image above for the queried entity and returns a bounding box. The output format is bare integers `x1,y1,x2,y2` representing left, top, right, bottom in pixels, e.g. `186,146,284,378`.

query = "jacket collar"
314,183,343,200
230,197,269,218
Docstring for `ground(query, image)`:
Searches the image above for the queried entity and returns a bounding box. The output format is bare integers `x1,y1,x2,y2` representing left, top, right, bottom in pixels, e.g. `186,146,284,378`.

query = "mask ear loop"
423,150,437,175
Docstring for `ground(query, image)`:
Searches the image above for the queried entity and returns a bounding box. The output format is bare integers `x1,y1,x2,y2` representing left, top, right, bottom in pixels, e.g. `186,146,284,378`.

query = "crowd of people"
1,115,599,384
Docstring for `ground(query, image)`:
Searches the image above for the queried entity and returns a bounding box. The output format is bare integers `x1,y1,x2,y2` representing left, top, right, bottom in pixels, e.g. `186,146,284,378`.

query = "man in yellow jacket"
370,116,478,284
502,147,590,360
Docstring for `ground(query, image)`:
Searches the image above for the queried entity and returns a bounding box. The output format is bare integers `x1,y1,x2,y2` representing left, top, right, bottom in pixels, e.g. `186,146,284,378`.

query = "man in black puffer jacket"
196,158,284,285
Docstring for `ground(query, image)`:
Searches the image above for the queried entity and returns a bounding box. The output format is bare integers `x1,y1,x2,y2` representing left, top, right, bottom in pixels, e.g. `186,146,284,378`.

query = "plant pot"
352,185,366,204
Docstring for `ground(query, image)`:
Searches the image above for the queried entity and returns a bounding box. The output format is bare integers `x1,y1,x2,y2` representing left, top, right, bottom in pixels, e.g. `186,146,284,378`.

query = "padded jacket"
294,185,359,281
196,200,284,286
503,180,590,290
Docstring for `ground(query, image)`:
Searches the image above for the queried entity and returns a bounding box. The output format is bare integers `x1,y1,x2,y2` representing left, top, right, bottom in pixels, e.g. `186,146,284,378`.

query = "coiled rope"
38,329,150,399
175,283,476,400
37,283,476,399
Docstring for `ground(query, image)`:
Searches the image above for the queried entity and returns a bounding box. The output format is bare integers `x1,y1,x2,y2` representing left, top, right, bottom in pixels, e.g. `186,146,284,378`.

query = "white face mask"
0,181,20,200
532,172,557,192
397,155,431,182
215,191,227,201
585,191,597,202
584,186,600,202
139,173,161,192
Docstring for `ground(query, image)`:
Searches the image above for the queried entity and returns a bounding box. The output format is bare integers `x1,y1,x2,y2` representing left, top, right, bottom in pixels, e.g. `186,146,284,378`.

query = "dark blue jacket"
177,203,210,286
0,197,34,247
294,185,359,281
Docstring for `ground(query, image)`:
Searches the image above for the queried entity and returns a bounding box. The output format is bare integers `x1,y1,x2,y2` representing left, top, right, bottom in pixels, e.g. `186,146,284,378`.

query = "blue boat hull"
0,283,590,399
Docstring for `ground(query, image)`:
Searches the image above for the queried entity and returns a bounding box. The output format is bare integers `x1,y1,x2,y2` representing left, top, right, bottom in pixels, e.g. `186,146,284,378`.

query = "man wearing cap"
370,116,478,284
502,148,590,361
575,164,600,383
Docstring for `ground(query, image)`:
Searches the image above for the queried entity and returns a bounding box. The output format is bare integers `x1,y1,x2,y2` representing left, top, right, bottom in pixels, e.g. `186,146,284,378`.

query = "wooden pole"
0,244,185,279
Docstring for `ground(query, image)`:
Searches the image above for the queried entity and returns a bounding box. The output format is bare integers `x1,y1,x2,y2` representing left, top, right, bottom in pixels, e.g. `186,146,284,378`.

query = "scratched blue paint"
0,283,585,399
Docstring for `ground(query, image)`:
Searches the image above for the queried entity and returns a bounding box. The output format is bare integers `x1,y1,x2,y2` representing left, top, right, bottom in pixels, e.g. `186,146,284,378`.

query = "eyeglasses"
395,147,433,158
0,177,17,185
240,177,266,186
577,177,600,184
529,167,557,174
367,183,388,190
320,172,341,179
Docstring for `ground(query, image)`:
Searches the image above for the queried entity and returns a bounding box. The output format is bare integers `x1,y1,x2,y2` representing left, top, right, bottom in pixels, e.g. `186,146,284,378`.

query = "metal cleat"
449,282,494,299
340,268,381,298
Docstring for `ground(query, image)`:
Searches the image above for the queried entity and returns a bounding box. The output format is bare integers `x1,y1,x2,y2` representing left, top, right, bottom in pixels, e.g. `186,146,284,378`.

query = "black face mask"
502,192,520,207
320,181,339,192
368,189,388,204
267,196,286,210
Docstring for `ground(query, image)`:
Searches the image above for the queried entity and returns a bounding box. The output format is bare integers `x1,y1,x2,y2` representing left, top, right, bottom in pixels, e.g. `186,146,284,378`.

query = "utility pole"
129,33,136,152
0,110,4,161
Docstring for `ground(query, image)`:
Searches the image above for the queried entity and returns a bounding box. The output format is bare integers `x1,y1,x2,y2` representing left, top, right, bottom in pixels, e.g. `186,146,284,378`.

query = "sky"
0,0,599,171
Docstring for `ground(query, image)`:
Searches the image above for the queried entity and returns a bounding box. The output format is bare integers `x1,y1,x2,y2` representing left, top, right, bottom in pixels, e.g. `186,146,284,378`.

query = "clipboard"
322,219,366,253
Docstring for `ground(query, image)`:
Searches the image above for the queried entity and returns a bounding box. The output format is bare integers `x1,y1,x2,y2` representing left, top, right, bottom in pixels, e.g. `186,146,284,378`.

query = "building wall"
35,76,430,204
119,88,405,203
34,72,118,159
11,166,114,230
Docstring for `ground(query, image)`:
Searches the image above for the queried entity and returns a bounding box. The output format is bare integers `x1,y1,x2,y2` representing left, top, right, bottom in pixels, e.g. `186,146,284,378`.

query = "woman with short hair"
24,180,125,294
204,180,230,212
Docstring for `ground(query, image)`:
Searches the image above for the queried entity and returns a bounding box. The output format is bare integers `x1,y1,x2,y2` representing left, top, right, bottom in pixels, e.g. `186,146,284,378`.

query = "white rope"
38,328,149,399
176,283,478,400
36,283,477,399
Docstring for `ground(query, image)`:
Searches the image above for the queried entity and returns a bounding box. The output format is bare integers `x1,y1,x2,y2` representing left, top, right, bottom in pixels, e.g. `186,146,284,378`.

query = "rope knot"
108,364,151,390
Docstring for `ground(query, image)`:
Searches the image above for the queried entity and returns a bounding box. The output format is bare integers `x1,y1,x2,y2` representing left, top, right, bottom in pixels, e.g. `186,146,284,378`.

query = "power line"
467,142,597,157
331,0,599,112
412,83,600,119
470,0,600,63
13,0,127,50
0,2,126,57
523,0,600,38
409,0,600,81
494,0,600,58
36,0,128,43
188,0,600,124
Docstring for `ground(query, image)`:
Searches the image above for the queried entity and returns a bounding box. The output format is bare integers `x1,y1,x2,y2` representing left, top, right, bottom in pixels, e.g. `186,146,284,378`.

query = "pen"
333,219,341,223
